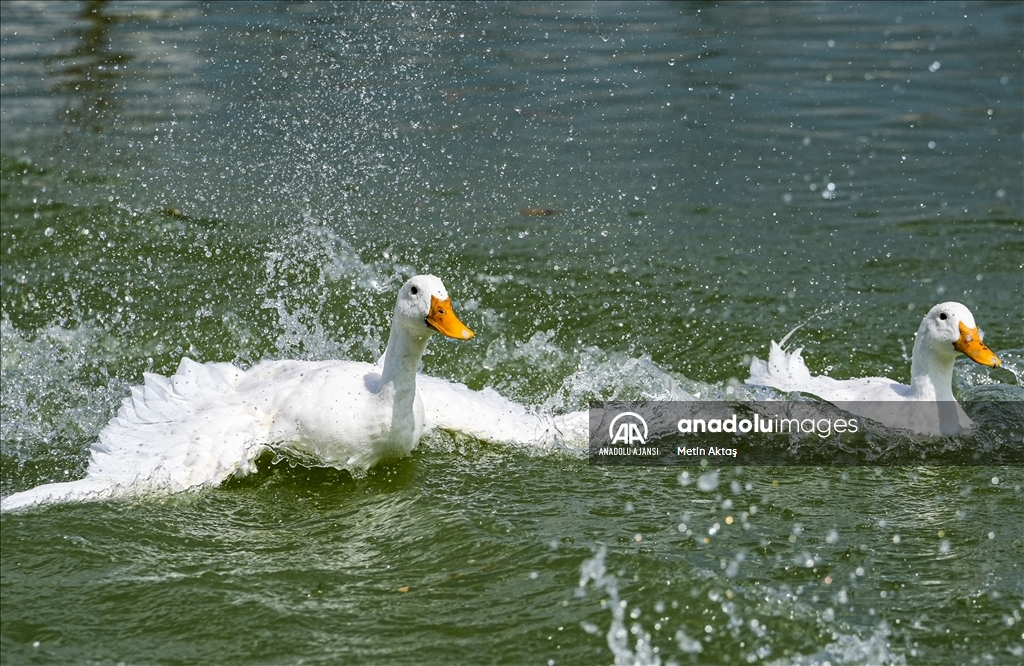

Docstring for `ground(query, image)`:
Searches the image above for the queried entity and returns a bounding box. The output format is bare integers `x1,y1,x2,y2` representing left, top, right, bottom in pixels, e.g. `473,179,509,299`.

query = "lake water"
1,2,1022,664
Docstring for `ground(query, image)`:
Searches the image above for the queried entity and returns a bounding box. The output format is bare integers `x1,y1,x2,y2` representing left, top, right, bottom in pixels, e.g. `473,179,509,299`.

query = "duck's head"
916,302,1000,368
393,275,474,341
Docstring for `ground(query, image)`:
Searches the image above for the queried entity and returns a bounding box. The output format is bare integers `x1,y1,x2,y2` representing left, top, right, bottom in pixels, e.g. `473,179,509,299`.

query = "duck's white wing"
2,358,272,511
746,341,910,401
417,375,588,450
747,341,815,391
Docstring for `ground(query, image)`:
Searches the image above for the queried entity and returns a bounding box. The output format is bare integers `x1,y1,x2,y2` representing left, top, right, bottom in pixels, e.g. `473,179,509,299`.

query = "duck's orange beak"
954,321,1000,367
426,296,474,340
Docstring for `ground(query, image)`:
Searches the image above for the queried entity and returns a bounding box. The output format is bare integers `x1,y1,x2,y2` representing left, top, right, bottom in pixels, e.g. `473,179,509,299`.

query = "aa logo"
609,412,648,446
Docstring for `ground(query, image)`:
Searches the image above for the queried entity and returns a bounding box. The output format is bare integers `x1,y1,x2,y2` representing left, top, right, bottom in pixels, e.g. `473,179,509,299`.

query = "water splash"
776,302,847,350
256,213,415,362
0,314,128,488
956,347,1023,394
765,622,906,666
578,546,662,666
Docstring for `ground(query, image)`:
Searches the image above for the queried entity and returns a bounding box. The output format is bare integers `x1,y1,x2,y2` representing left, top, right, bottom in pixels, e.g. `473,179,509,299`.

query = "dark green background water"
2,2,1022,664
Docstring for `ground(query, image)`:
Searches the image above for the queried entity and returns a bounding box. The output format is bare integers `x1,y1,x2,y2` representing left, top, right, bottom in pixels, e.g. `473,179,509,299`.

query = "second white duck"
746,302,1002,436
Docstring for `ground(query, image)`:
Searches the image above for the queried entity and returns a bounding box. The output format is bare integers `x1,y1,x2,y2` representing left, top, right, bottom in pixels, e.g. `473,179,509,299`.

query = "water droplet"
697,470,719,492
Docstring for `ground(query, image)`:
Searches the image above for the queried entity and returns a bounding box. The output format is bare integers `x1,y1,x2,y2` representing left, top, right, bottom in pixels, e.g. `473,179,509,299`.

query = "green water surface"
2,2,1022,664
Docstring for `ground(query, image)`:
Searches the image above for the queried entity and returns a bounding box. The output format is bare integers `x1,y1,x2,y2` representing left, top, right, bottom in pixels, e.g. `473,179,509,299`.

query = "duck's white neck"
909,337,956,401
379,324,431,404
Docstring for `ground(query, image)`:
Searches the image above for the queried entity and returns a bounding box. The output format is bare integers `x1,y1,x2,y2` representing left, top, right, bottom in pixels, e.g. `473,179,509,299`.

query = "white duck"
2,275,590,511
746,302,1002,436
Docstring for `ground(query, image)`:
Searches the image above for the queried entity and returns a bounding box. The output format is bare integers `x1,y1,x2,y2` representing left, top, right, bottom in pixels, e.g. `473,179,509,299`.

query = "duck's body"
174,356,424,471
746,302,1002,436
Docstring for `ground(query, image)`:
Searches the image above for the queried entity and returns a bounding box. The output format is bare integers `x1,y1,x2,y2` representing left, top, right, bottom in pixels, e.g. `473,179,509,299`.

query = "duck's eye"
410,286,418,295
939,313,947,320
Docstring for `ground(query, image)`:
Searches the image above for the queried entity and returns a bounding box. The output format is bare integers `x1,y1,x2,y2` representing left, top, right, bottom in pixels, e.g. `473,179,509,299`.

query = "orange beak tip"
427,295,474,341
955,322,1001,368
